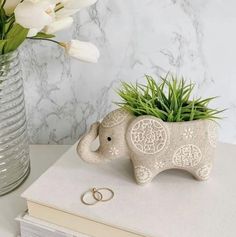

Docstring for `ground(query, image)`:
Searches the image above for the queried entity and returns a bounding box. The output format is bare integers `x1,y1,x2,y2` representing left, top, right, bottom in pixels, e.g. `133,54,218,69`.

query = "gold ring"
93,188,114,202
81,187,115,205
92,188,104,201
81,188,103,206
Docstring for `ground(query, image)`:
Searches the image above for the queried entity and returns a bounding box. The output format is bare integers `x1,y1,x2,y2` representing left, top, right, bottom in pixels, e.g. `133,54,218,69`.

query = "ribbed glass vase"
0,51,30,196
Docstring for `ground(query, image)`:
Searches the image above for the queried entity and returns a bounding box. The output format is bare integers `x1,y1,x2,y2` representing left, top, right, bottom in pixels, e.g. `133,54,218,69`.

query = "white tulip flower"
63,40,100,63
14,0,55,30
44,17,73,34
56,0,97,17
4,0,21,15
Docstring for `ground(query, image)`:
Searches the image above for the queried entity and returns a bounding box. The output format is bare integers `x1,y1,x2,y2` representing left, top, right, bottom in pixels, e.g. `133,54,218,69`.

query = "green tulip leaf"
2,23,28,54
0,39,6,54
34,32,55,39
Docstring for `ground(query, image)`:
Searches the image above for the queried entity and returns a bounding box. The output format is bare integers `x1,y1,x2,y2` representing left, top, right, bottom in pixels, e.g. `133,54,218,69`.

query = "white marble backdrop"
20,0,236,144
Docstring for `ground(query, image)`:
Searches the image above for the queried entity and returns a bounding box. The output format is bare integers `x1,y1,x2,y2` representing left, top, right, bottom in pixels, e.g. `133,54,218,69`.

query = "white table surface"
0,143,236,237
0,145,70,237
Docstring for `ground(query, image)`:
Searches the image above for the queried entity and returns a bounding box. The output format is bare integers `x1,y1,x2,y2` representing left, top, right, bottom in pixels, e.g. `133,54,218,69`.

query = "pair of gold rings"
81,187,114,206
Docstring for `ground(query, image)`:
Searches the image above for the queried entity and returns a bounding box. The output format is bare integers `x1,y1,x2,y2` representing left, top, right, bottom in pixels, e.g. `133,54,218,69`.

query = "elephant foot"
134,165,156,185
191,163,213,181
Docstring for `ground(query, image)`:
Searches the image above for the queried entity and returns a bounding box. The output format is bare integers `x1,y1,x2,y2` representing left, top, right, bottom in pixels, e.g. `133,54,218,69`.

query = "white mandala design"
135,166,152,184
130,119,168,154
197,164,212,180
208,122,218,148
172,144,202,167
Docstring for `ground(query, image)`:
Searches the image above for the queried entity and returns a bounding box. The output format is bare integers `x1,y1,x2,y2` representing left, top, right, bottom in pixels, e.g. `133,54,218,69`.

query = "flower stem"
26,37,62,46
55,3,64,12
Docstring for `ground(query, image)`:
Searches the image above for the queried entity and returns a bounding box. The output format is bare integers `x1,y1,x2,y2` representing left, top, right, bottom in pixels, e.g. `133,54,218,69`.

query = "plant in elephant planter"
77,75,223,185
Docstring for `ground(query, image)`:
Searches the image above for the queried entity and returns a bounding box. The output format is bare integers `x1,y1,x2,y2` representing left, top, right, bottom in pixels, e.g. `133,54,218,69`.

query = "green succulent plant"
116,74,224,122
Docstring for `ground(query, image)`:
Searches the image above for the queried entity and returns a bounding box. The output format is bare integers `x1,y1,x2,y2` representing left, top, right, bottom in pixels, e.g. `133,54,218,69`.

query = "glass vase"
0,51,30,196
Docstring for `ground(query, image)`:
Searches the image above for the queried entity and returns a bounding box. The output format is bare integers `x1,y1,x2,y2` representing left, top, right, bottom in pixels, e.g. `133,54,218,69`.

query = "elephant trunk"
77,122,104,164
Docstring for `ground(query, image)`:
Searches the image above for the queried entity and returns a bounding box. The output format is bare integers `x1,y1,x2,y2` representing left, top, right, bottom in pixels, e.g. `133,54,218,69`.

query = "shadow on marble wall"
21,0,236,144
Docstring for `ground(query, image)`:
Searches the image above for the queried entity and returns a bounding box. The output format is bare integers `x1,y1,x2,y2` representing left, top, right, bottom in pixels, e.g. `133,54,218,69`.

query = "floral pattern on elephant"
172,144,202,167
101,109,130,128
154,160,172,170
182,127,194,139
109,146,119,156
196,163,212,180
130,119,168,154
134,166,152,184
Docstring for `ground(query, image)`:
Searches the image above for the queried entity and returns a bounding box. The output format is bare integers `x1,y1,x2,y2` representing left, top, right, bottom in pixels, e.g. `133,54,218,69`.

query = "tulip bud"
44,17,73,34
63,40,100,63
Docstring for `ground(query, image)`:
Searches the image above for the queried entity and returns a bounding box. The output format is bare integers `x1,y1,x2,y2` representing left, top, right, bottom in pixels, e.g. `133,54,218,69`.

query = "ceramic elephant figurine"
77,108,218,185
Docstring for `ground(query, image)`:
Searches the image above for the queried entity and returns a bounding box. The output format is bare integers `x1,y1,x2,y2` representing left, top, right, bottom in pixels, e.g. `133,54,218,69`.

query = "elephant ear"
126,115,170,155
101,108,132,128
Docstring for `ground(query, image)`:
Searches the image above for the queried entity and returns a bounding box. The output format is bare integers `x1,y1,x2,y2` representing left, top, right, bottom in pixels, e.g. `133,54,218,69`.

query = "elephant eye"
107,137,112,141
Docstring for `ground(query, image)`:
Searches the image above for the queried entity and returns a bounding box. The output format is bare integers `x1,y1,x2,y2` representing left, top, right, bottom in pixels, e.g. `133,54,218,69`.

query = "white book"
17,212,90,237
21,142,236,237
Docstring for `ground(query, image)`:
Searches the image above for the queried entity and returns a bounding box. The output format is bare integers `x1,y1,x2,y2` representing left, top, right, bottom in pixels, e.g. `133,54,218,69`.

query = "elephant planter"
77,109,218,185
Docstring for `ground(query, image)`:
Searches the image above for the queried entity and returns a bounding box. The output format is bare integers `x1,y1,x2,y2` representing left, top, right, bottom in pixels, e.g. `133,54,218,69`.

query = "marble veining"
20,0,236,144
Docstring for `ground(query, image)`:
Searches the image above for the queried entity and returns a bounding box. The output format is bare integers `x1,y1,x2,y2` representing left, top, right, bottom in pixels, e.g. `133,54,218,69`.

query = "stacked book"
17,212,89,237
18,142,236,237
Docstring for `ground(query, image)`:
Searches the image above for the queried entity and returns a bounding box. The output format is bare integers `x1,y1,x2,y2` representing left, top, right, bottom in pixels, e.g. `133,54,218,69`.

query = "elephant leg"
134,165,156,185
191,163,213,181
131,158,156,185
